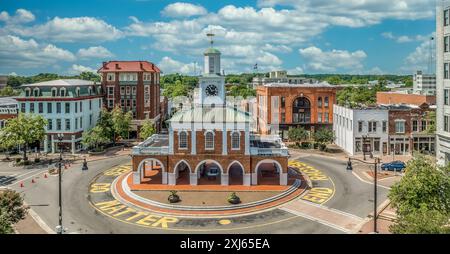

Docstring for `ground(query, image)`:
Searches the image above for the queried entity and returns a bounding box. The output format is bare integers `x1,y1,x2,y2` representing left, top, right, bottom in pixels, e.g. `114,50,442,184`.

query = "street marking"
219,219,231,225
90,183,111,193
104,166,131,176
301,188,333,204
94,200,179,229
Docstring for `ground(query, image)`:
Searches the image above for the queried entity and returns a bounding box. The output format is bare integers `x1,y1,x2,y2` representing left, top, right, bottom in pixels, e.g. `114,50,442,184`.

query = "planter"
168,191,181,203
228,192,241,205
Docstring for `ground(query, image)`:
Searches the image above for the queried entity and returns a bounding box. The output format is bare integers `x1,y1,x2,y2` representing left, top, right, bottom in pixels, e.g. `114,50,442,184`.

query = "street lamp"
56,133,64,234
346,156,380,234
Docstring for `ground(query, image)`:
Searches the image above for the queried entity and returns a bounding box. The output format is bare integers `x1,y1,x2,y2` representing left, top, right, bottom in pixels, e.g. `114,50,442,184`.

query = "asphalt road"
7,153,388,234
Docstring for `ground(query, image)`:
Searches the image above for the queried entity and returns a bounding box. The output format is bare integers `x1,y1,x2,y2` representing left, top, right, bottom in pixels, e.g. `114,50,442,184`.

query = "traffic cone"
64,164,67,169
44,173,48,178
20,182,24,188
31,178,35,184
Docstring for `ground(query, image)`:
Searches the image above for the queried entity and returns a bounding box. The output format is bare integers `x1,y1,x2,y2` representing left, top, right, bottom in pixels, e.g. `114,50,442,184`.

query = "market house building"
131,36,289,186
0,97,18,129
15,79,103,154
256,82,338,139
97,61,162,137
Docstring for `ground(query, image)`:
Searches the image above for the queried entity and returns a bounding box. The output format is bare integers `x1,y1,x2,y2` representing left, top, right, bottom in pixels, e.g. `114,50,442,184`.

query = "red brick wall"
227,131,245,155
173,131,191,155
196,130,223,155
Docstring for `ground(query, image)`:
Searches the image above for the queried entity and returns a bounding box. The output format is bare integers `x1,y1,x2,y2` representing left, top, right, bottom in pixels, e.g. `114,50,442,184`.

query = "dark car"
381,161,406,171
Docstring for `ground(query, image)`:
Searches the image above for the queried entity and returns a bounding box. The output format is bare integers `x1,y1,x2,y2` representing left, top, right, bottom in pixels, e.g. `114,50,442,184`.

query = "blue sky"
0,0,436,76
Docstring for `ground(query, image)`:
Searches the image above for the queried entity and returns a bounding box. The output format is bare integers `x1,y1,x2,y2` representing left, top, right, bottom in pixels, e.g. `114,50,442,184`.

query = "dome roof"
204,47,221,55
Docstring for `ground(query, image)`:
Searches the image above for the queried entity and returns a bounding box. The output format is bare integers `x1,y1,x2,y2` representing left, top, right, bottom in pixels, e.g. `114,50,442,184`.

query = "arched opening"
255,160,281,186
138,159,164,184
195,160,222,185
228,161,244,185
174,160,191,185
292,97,311,123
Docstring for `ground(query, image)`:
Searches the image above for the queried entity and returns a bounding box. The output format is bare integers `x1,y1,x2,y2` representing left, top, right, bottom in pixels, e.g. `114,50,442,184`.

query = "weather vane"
206,31,215,47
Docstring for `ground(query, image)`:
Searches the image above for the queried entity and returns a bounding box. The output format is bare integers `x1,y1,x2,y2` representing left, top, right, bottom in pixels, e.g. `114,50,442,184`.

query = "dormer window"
88,87,92,95
25,88,31,97
60,88,66,97
51,88,57,97
76,87,81,97
33,88,40,97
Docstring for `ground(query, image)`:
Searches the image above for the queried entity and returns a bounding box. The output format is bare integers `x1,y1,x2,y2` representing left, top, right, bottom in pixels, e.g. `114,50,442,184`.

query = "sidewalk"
358,202,397,234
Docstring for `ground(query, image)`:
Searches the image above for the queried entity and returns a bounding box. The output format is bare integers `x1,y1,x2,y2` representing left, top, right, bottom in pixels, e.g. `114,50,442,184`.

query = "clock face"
205,84,219,96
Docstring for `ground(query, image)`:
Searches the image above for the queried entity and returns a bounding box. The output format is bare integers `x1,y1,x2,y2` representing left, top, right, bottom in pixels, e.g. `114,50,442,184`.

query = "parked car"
381,161,406,171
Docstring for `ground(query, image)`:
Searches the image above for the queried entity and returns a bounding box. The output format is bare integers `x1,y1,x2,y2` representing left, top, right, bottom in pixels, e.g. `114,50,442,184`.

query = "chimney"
151,63,154,69
102,62,108,69
140,62,144,70
115,63,120,69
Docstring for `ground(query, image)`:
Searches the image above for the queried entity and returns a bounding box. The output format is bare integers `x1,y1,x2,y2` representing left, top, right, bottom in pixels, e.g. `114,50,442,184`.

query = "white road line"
296,200,365,221
5,169,48,187
351,171,391,190
27,207,55,234
280,207,351,233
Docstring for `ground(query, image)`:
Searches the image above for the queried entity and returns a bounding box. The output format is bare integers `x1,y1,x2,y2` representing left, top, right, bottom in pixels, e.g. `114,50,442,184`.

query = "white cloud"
5,16,123,43
382,32,430,43
0,9,35,24
68,64,96,75
402,40,434,73
0,35,76,68
158,56,195,74
257,0,435,27
161,2,207,18
77,46,114,59
299,46,367,73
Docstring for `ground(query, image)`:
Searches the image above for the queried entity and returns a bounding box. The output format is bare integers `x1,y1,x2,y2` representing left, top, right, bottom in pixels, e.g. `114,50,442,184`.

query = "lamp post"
346,156,380,233
56,133,64,234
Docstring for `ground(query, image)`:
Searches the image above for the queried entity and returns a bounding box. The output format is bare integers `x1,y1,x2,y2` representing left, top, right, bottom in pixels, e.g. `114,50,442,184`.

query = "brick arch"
173,159,192,173
194,159,224,175
227,160,245,174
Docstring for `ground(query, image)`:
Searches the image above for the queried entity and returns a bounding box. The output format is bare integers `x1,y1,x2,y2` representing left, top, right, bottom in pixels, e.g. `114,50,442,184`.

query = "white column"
51,135,55,154
133,171,141,184
169,127,174,154
71,135,76,154
44,136,48,153
245,129,250,155
243,173,251,186
222,130,227,155
189,173,198,185
162,172,168,185
280,173,288,186
191,129,196,155
251,173,258,185
221,174,229,186
168,173,176,185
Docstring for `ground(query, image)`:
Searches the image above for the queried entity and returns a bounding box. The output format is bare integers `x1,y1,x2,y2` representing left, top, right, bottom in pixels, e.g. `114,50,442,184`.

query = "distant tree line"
6,72,101,88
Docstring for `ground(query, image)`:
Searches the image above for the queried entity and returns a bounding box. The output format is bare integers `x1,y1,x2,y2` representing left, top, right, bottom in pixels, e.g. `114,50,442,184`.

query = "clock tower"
197,33,225,106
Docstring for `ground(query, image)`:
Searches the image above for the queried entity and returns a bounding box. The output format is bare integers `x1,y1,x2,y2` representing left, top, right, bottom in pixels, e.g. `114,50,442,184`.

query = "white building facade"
333,104,389,156
413,71,436,95
437,1,450,165
16,79,103,154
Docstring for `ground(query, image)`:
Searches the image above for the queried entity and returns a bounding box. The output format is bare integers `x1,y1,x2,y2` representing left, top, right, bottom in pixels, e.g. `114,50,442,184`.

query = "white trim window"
231,132,240,150
205,131,214,150
178,131,188,149
395,120,406,134
107,73,115,81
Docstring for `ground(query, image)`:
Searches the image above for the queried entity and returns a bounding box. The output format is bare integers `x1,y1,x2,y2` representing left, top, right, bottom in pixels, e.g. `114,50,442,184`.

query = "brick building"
387,103,436,155
377,91,436,106
256,83,338,139
130,36,289,186
97,61,162,137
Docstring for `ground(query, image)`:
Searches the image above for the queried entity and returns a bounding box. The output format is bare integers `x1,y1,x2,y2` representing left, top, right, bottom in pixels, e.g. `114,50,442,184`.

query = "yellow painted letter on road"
136,214,160,226
152,217,179,229
302,188,333,204
90,183,111,193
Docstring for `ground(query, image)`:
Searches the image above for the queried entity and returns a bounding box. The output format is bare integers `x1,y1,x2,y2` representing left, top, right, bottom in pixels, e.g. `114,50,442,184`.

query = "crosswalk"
0,168,48,188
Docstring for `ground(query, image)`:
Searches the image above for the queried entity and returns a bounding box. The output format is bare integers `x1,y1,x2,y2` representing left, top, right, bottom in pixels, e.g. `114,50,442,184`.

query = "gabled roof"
98,61,161,73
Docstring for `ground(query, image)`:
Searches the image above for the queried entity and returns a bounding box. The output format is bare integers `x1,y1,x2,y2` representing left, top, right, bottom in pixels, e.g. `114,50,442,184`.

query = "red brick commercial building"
98,61,162,137
377,92,436,106
256,83,338,138
387,103,436,155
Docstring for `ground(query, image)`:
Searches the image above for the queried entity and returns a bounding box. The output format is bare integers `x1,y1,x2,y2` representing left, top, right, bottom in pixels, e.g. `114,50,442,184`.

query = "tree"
0,114,47,161
81,126,109,151
228,84,256,99
388,156,450,233
287,127,309,145
425,111,436,134
313,128,334,151
78,72,100,82
96,108,114,142
139,120,156,140
0,189,28,234
0,86,20,97
111,106,132,142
